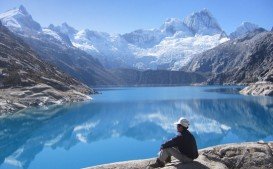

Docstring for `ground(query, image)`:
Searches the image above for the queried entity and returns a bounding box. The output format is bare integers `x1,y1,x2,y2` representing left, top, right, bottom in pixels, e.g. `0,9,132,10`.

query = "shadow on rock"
166,161,209,169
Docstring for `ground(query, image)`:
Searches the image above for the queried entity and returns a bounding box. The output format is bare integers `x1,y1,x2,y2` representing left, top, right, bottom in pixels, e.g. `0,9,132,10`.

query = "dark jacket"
161,129,198,159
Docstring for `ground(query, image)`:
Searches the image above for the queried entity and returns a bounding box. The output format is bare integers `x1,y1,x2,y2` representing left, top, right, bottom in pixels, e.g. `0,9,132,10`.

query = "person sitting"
149,117,199,168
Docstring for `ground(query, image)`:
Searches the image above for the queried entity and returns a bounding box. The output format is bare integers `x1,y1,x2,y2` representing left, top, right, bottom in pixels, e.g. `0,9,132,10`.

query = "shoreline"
92,84,246,88
1,83,272,115
240,81,273,96
0,83,92,115
83,141,273,169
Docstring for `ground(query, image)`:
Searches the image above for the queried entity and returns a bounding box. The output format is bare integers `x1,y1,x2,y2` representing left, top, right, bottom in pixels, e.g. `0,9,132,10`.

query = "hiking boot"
149,158,165,168
165,156,171,163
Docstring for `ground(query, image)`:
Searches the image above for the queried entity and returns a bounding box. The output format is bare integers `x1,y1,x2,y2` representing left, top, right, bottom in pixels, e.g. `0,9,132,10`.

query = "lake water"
0,86,273,169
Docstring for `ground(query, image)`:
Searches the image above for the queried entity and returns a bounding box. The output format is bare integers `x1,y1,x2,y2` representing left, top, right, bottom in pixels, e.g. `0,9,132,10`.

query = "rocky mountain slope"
183,29,273,85
0,5,119,86
0,21,92,113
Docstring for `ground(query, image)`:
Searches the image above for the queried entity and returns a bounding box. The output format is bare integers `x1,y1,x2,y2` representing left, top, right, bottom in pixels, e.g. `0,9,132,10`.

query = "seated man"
149,117,199,168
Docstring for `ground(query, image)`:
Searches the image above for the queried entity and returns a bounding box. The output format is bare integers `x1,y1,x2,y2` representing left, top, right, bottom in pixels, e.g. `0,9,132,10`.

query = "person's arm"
161,135,182,149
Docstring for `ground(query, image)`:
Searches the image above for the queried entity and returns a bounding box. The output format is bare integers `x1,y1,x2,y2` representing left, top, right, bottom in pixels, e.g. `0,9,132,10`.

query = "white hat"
174,117,189,128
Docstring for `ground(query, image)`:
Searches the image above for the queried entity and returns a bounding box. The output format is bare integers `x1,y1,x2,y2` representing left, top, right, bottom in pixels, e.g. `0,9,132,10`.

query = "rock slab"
83,142,273,169
240,81,273,96
0,83,91,114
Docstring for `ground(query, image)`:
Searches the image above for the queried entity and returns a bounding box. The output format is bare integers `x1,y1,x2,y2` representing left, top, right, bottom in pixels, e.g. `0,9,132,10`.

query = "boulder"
240,81,273,96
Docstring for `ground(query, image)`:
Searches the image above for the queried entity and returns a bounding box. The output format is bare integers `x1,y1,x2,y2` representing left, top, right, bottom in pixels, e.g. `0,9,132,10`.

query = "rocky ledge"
240,81,273,96
84,142,273,169
0,83,91,114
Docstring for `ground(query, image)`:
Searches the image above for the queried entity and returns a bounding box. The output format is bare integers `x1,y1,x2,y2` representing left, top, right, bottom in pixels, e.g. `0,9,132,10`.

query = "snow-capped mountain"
160,18,193,36
72,29,138,68
0,6,229,70
48,22,78,39
121,18,192,50
183,9,224,35
0,5,41,33
0,5,119,86
0,6,72,47
70,9,229,69
229,22,260,39
122,29,164,49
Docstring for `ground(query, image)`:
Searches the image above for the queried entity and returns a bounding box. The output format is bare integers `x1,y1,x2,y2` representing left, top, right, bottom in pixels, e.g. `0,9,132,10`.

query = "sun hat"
174,117,189,128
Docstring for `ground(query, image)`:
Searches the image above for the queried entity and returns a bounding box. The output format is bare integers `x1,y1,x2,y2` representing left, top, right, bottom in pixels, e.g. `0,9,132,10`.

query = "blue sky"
0,0,272,34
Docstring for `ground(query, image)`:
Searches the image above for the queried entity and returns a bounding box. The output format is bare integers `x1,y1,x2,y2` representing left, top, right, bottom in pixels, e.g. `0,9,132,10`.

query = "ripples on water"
0,86,272,169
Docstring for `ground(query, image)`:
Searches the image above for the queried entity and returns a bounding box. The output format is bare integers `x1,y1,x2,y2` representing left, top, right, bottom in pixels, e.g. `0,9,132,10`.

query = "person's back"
179,129,198,159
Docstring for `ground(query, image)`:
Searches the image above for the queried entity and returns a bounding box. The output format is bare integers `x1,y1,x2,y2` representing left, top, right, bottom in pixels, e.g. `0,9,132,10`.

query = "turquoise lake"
0,86,273,169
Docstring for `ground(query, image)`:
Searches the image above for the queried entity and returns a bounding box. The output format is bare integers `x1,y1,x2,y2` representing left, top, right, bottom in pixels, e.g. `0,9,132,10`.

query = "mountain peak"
160,18,192,36
62,22,69,27
0,5,41,32
161,18,183,32
183,9,223,35
48,22,78,38
18,5,29,15
241,21,259,28
230,21,260,39
164,18,181,24
61,22,77,32
196,8,212,17
201,8,211,13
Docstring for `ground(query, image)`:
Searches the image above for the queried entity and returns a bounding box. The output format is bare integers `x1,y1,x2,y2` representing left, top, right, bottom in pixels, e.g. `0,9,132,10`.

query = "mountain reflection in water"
0,86,272,169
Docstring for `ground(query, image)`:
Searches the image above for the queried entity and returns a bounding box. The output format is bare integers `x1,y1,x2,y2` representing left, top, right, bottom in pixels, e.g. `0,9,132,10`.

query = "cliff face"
183,30,273,85
84,142,273,169
0,23,92,113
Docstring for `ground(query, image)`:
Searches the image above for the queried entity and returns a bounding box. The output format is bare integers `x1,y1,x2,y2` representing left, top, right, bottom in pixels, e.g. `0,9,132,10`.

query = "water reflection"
0,87,272,169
